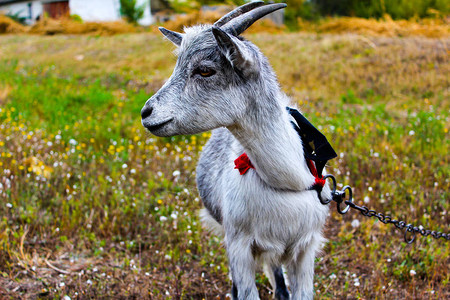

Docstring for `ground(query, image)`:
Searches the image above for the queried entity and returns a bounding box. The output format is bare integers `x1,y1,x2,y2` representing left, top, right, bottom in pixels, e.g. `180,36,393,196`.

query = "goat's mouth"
143,118,174,133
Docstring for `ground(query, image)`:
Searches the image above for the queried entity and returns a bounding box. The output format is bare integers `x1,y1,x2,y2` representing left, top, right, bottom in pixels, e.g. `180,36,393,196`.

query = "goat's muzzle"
141,103,174,134
141,105,153,120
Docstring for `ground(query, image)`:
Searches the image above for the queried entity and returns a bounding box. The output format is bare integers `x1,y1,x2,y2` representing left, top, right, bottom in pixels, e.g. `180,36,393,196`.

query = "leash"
319,174,450,243
286,107,450,244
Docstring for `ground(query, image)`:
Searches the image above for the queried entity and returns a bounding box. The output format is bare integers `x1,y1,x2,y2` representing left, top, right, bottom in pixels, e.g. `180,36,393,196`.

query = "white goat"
141,2,331,299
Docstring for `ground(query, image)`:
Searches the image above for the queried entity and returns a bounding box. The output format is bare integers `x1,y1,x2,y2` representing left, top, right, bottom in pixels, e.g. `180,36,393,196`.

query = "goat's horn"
159,27,183,46
214,1,265,27
222,3,287,36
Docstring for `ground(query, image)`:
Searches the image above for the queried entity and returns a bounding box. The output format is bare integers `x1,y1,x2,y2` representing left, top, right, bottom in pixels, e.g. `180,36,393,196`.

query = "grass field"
0,32,449,299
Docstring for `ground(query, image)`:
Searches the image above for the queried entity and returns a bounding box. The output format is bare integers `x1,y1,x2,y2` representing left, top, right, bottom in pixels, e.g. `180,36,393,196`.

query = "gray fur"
141,3,330,299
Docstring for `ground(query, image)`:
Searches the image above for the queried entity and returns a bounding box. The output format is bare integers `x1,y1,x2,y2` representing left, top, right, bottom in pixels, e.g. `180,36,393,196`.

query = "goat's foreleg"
273,266,290,300
286,242,319,300
227,236,259,300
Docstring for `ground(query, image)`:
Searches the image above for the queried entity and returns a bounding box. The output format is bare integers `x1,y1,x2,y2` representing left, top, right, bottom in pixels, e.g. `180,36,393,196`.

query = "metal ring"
337,185,352,214
404,228,416,244
323,174,337,193
318,174,336,205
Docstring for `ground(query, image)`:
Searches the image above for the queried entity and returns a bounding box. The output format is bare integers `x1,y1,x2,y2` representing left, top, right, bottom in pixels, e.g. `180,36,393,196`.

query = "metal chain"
318,174,450,244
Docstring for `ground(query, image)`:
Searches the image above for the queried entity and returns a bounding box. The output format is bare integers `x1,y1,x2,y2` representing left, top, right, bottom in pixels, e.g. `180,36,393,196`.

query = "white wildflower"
351,219,360,228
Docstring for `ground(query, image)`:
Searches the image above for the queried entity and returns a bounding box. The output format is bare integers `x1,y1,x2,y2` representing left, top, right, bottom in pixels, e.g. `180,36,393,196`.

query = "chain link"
319,175,450,244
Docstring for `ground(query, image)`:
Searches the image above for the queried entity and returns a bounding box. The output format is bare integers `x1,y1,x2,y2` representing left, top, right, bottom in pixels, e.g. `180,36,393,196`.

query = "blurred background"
1,0,449,35
0,0,449,299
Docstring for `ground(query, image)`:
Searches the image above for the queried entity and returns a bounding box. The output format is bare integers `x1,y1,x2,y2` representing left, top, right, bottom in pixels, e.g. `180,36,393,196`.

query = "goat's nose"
141,105,153,119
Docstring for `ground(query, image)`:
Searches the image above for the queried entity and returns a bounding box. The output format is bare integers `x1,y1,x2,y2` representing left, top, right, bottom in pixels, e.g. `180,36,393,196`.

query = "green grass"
0,33,448,298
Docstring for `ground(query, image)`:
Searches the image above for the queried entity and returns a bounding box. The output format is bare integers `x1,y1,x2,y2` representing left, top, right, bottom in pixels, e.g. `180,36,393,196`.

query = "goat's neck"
229,94,315,191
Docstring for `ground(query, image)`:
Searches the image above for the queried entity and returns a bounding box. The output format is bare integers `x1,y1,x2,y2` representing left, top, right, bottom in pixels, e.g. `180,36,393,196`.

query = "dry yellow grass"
0,14,27,34
161,11,221,32
1,11,448,38
29,18,138,35
0,84,12,105
161,10,285,34
316,16,450,38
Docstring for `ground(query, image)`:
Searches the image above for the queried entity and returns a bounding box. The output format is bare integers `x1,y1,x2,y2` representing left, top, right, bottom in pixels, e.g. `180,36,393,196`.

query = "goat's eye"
194,67,216,78
200,70,214,77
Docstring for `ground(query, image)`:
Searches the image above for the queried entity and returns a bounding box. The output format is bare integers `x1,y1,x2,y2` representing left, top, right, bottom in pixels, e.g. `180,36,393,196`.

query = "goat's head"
141,1,286,136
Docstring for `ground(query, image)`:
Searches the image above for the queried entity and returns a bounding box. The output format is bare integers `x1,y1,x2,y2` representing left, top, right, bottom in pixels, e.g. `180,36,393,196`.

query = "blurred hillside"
166,0,450,29
1,11,448,38
1,0,449,36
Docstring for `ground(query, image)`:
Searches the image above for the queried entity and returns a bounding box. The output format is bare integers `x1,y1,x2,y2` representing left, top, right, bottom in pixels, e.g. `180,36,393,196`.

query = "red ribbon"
306,159,326,189
234,152,254,175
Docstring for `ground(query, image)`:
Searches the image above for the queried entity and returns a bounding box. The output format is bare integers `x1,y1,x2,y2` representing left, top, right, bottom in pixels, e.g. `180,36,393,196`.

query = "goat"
141,2,331,299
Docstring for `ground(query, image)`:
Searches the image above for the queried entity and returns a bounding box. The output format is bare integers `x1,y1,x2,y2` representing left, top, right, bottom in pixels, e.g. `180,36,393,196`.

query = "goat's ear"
159,27,183,46
212,27,256,76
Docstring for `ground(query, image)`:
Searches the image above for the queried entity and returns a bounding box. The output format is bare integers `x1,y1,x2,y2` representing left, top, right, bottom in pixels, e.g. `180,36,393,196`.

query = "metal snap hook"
318,174,336,205
336,185,352,214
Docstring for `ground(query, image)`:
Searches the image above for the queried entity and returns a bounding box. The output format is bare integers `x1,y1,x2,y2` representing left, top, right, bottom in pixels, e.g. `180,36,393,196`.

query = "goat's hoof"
275,288,290,300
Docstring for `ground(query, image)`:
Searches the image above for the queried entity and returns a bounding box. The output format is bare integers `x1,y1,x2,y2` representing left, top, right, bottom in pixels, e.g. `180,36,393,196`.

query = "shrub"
5,11,27,25
70,14,83,23
312,0,450,19
119,0,145,24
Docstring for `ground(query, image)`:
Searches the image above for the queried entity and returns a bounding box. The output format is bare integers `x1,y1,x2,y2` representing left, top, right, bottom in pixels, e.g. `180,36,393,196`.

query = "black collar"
287,107,337,176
